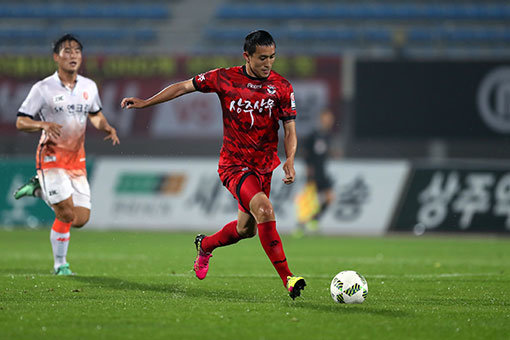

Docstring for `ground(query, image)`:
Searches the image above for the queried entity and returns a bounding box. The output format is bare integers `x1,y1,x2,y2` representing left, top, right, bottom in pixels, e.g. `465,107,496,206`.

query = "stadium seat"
216,3,510,20
0,4,169,19
0,28,157,43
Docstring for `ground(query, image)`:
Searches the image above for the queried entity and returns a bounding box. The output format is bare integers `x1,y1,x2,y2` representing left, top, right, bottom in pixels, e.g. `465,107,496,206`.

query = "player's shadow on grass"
293,302,411,317
69,275,261,302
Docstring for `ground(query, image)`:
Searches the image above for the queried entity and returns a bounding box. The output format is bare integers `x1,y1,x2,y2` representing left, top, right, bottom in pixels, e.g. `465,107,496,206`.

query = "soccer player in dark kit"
121,30,306,299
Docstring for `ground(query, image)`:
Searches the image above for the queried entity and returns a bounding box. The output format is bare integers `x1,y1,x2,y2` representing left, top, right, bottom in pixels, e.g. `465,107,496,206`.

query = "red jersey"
193,66,297,174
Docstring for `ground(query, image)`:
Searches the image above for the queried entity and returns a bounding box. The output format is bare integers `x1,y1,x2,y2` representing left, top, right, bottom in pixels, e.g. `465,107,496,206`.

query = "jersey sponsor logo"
53,94,65,104
44,155,56,163
290,92,296,110
229,98,275,128
53,104,90,115
48,190,58,196
267,85,276,95
247,83,262,89
83,91,88,100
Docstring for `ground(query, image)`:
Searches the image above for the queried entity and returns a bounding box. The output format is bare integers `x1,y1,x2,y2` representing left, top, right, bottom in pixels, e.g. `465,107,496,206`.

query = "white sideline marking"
2,272,502,279
5,254,507,268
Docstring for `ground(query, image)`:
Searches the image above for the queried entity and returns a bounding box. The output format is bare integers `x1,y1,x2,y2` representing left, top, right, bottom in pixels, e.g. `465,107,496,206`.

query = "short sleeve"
279,82,297,121
17,82,43,118
89,82,102,114
192,68,221,93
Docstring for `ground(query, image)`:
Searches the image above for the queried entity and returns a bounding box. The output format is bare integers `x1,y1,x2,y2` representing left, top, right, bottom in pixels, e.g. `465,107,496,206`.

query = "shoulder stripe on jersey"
280,115,296,121
17,112,33,118
88,108,102,115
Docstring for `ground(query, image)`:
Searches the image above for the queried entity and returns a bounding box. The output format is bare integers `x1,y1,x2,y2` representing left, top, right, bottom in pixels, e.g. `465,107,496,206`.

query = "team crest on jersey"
53,95,64,104
266,85,276,95
83,91,88,100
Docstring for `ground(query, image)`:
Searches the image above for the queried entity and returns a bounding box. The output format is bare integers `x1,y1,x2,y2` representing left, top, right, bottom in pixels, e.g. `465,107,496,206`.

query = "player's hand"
121,97,147,109
282,160,296,184
104,126,120,145
42,122,63,140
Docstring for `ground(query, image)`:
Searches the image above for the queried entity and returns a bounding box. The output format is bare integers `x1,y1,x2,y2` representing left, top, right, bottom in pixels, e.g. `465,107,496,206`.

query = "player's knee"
56,208,75,224
254,202,274,222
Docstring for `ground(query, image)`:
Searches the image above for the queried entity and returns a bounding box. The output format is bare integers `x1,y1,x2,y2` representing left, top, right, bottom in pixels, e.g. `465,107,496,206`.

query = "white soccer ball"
330,270,368,304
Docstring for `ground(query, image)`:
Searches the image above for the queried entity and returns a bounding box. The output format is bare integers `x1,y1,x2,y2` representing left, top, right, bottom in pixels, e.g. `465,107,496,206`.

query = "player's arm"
121,79,196,109
282,120,297,184
88,111,119,145
16,115,62,140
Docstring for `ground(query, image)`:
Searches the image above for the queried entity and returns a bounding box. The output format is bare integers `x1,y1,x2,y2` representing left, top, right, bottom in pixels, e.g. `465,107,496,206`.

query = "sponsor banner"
0,56,341,138
89,158,409,235
316,160,409,235
393,164,510,233
355,61,510,139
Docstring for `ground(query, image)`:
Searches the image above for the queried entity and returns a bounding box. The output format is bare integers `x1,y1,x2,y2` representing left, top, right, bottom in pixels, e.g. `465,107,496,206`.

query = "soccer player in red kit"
121,30,306,299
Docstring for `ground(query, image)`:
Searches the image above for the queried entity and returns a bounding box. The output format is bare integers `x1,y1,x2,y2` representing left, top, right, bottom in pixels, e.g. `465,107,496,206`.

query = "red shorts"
218,166,272,214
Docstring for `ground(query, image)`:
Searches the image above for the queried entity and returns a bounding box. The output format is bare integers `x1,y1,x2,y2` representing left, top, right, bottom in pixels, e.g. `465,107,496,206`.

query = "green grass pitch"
0,229,509,339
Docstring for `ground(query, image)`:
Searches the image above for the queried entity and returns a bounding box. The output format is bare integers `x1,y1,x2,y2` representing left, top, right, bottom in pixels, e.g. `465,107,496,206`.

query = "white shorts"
37,168,91,209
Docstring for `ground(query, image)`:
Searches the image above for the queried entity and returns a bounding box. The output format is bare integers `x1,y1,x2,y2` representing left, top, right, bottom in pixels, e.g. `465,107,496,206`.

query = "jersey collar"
53,71,80,89
242,65,270,81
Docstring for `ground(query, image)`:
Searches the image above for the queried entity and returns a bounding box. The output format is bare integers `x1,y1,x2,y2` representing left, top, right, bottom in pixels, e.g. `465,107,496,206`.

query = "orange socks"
50,218,72,270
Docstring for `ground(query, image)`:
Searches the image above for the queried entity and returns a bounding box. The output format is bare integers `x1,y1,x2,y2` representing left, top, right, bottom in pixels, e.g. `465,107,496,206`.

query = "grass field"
0,229,509,340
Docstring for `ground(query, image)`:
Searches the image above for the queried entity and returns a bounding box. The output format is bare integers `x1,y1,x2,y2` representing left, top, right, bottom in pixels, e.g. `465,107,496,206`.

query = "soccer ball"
330,270,368,304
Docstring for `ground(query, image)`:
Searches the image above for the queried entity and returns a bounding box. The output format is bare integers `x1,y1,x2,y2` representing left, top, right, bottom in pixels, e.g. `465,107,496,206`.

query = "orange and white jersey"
18,72,102,172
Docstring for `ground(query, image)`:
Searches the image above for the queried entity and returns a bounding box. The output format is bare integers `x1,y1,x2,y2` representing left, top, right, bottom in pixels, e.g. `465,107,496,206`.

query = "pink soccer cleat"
193,234,213,280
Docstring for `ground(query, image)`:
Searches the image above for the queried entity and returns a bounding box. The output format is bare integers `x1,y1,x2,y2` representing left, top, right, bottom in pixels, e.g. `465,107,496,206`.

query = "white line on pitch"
2,272,502,279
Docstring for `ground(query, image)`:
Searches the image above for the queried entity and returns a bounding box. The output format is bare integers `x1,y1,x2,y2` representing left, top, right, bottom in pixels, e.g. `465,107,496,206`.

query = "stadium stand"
200,1,510,58
1,1,509,57
0,1,509,57
0,1,172,54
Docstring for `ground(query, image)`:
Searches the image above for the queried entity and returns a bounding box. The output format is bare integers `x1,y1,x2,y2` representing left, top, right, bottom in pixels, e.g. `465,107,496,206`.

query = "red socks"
201,220,241,253
258,221,292,286
202,220,292,286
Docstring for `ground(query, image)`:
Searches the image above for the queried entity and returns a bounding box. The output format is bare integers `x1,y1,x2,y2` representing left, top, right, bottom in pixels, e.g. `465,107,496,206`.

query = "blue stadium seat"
0,29,45,40
205,27,391,42
0,28,157,43
408,28,510,42
216,4,510,20
0,5,169,19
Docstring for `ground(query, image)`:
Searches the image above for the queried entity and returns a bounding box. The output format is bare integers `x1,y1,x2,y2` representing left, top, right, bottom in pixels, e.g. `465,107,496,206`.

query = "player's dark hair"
244,30,275,55
53,34,83,54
